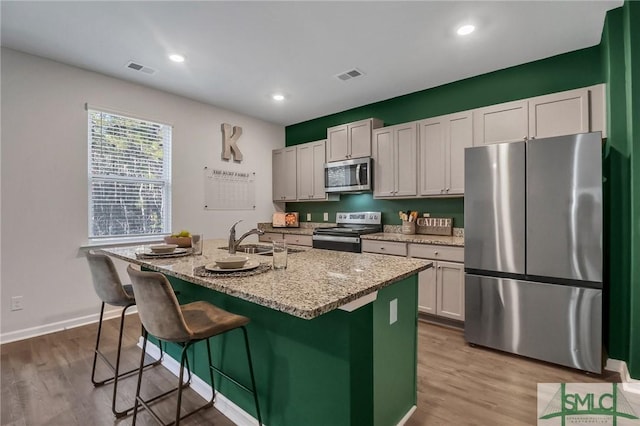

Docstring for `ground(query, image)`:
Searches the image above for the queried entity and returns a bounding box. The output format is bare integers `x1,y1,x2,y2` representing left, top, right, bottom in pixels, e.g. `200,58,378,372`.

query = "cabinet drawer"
408,244,464,262
362,240,407,257
284,234,312,247
259,232,283,243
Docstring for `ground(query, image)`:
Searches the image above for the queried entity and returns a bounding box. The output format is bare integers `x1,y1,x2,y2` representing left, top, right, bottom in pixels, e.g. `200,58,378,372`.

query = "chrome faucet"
228,220,264,254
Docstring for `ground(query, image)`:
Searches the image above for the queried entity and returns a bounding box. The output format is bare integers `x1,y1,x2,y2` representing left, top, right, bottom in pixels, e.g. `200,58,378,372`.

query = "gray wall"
0,48,284,341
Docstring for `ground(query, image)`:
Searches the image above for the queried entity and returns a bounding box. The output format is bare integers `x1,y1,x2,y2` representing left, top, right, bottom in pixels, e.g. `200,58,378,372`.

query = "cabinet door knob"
434,251,439,255
446,188,450,192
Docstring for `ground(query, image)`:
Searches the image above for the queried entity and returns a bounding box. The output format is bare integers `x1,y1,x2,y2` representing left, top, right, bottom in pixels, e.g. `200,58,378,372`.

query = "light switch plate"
323,212,329,221
306,213,311,221
389,299,397,324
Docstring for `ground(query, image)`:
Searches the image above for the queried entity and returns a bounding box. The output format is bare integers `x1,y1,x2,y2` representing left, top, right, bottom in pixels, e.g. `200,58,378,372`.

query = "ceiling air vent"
335,68,365,82
126,61,156,75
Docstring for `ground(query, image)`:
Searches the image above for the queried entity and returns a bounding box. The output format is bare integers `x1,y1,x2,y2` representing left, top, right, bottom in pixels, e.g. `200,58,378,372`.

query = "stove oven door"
312,234,361,252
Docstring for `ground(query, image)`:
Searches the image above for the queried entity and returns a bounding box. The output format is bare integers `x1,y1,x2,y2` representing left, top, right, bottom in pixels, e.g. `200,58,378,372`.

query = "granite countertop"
361,232,465,247
101,239,431,320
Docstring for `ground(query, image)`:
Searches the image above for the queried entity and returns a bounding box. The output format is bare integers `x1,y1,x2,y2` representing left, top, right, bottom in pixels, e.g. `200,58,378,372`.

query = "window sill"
80,236,166,250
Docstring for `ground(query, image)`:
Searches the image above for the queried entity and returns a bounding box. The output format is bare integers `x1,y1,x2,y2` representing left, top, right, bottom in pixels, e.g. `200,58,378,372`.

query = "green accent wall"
286,46,604,228
293,194,463,226
626,0,640,381
601,2,640,378
286,46,603,146
157,274,418,425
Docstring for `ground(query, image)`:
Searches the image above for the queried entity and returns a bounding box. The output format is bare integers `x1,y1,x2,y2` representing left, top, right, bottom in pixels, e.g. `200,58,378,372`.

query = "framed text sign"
204,167,256,210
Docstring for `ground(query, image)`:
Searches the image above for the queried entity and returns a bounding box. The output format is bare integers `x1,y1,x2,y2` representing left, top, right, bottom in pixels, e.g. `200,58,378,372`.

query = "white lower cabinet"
259,232,283,243
410,244,465,321
435,261,465,321
284,234,312,247
361,240,408,257
259,232,312,247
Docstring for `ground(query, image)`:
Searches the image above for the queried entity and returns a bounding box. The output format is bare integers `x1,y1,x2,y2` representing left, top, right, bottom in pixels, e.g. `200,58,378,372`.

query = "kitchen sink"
218,244,306,256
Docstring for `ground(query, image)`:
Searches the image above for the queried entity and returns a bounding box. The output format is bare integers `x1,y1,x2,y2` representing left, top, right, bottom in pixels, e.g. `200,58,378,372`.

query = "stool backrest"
127,265,192,342
87,251,134,305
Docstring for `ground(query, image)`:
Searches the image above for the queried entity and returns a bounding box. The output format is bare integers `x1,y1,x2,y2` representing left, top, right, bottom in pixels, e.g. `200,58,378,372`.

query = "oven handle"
312,235,361,244
355,164,361,186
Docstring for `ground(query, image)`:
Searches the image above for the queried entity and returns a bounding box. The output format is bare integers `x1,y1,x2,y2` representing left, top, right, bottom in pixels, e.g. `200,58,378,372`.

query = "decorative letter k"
221,123,243,162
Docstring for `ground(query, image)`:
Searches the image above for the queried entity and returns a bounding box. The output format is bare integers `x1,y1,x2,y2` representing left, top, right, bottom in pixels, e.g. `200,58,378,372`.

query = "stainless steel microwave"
324,157,372,193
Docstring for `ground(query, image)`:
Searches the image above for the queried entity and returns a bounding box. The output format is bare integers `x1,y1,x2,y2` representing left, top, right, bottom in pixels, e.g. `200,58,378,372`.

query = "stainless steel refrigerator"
464,132,603,373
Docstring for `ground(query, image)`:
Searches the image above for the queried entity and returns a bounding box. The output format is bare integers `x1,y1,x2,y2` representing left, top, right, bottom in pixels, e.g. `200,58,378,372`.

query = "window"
88,109,172,239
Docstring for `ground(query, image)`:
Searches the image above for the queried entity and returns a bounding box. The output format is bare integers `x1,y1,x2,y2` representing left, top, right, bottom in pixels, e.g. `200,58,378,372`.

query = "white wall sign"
204,167,256,210
221,123,243,162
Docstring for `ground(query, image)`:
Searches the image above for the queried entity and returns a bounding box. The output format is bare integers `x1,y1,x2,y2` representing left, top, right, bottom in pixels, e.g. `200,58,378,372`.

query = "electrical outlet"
323,212,329,221
389,299,397,324
11,296,23,311
306,213,311,221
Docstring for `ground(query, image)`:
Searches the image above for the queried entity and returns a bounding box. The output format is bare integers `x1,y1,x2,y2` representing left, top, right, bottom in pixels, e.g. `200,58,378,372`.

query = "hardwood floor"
0,315,234,426
1,315,618,425
406,319,619,426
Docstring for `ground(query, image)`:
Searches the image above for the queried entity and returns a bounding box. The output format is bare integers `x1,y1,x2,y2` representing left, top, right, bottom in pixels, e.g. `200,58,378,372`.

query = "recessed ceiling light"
272,94,285,101
457,25,475,36
169,54,185,63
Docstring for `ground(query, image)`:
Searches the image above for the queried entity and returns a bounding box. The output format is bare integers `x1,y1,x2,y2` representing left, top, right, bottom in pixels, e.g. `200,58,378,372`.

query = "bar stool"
126,265,262,426
86,251,163,417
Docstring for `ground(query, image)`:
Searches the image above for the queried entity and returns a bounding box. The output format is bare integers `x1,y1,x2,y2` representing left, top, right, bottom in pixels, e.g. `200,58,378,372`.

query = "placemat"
194,263,271,278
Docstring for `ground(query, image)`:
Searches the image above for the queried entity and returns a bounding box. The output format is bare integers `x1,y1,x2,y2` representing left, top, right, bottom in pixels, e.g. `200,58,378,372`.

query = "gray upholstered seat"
86,251,161,418
127,265,262,426
87,251,135,307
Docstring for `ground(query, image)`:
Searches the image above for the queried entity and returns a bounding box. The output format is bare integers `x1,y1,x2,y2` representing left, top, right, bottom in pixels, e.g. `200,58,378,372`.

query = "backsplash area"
285,193,464,227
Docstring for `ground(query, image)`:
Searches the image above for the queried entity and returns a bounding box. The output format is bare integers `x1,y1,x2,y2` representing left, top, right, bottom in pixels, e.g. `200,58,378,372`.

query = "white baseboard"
0,306,137,345
139,338,260,426
606,358,640,394
397,405,417,426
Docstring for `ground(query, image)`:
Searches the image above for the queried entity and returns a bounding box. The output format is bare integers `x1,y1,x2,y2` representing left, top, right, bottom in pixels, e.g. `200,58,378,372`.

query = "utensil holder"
401,221,416,235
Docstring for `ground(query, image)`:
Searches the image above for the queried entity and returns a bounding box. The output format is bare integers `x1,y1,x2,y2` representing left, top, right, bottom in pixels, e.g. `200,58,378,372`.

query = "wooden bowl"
164,236,192,248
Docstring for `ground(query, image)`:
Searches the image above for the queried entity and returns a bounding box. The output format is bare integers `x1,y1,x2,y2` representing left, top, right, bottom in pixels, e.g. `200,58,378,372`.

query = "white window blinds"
88,109,172,239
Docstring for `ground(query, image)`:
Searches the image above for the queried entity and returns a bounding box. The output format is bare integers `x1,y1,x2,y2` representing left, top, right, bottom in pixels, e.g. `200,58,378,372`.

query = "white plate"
205,260,260,273
144,248,188,256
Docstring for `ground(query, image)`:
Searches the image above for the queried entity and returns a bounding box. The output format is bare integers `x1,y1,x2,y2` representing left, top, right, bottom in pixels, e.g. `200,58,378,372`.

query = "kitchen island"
102,240,432,426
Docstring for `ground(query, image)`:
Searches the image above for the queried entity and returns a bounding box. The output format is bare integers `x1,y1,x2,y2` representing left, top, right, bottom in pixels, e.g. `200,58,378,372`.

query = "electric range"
312,211,382,252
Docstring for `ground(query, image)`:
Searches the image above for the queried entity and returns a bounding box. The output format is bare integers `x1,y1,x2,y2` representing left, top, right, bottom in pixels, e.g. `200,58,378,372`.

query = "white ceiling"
1,1,621,126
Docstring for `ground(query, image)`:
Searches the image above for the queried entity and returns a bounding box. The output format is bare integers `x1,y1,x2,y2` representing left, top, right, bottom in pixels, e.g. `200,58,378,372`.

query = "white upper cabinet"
446,112,473,195
418,117,446,196
419,111,472,196
326,118,383,162
473,100,529,145
474,84,607,145
272,147,297,201
528,88,589,139
372,122,418,198
296,140,327,201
